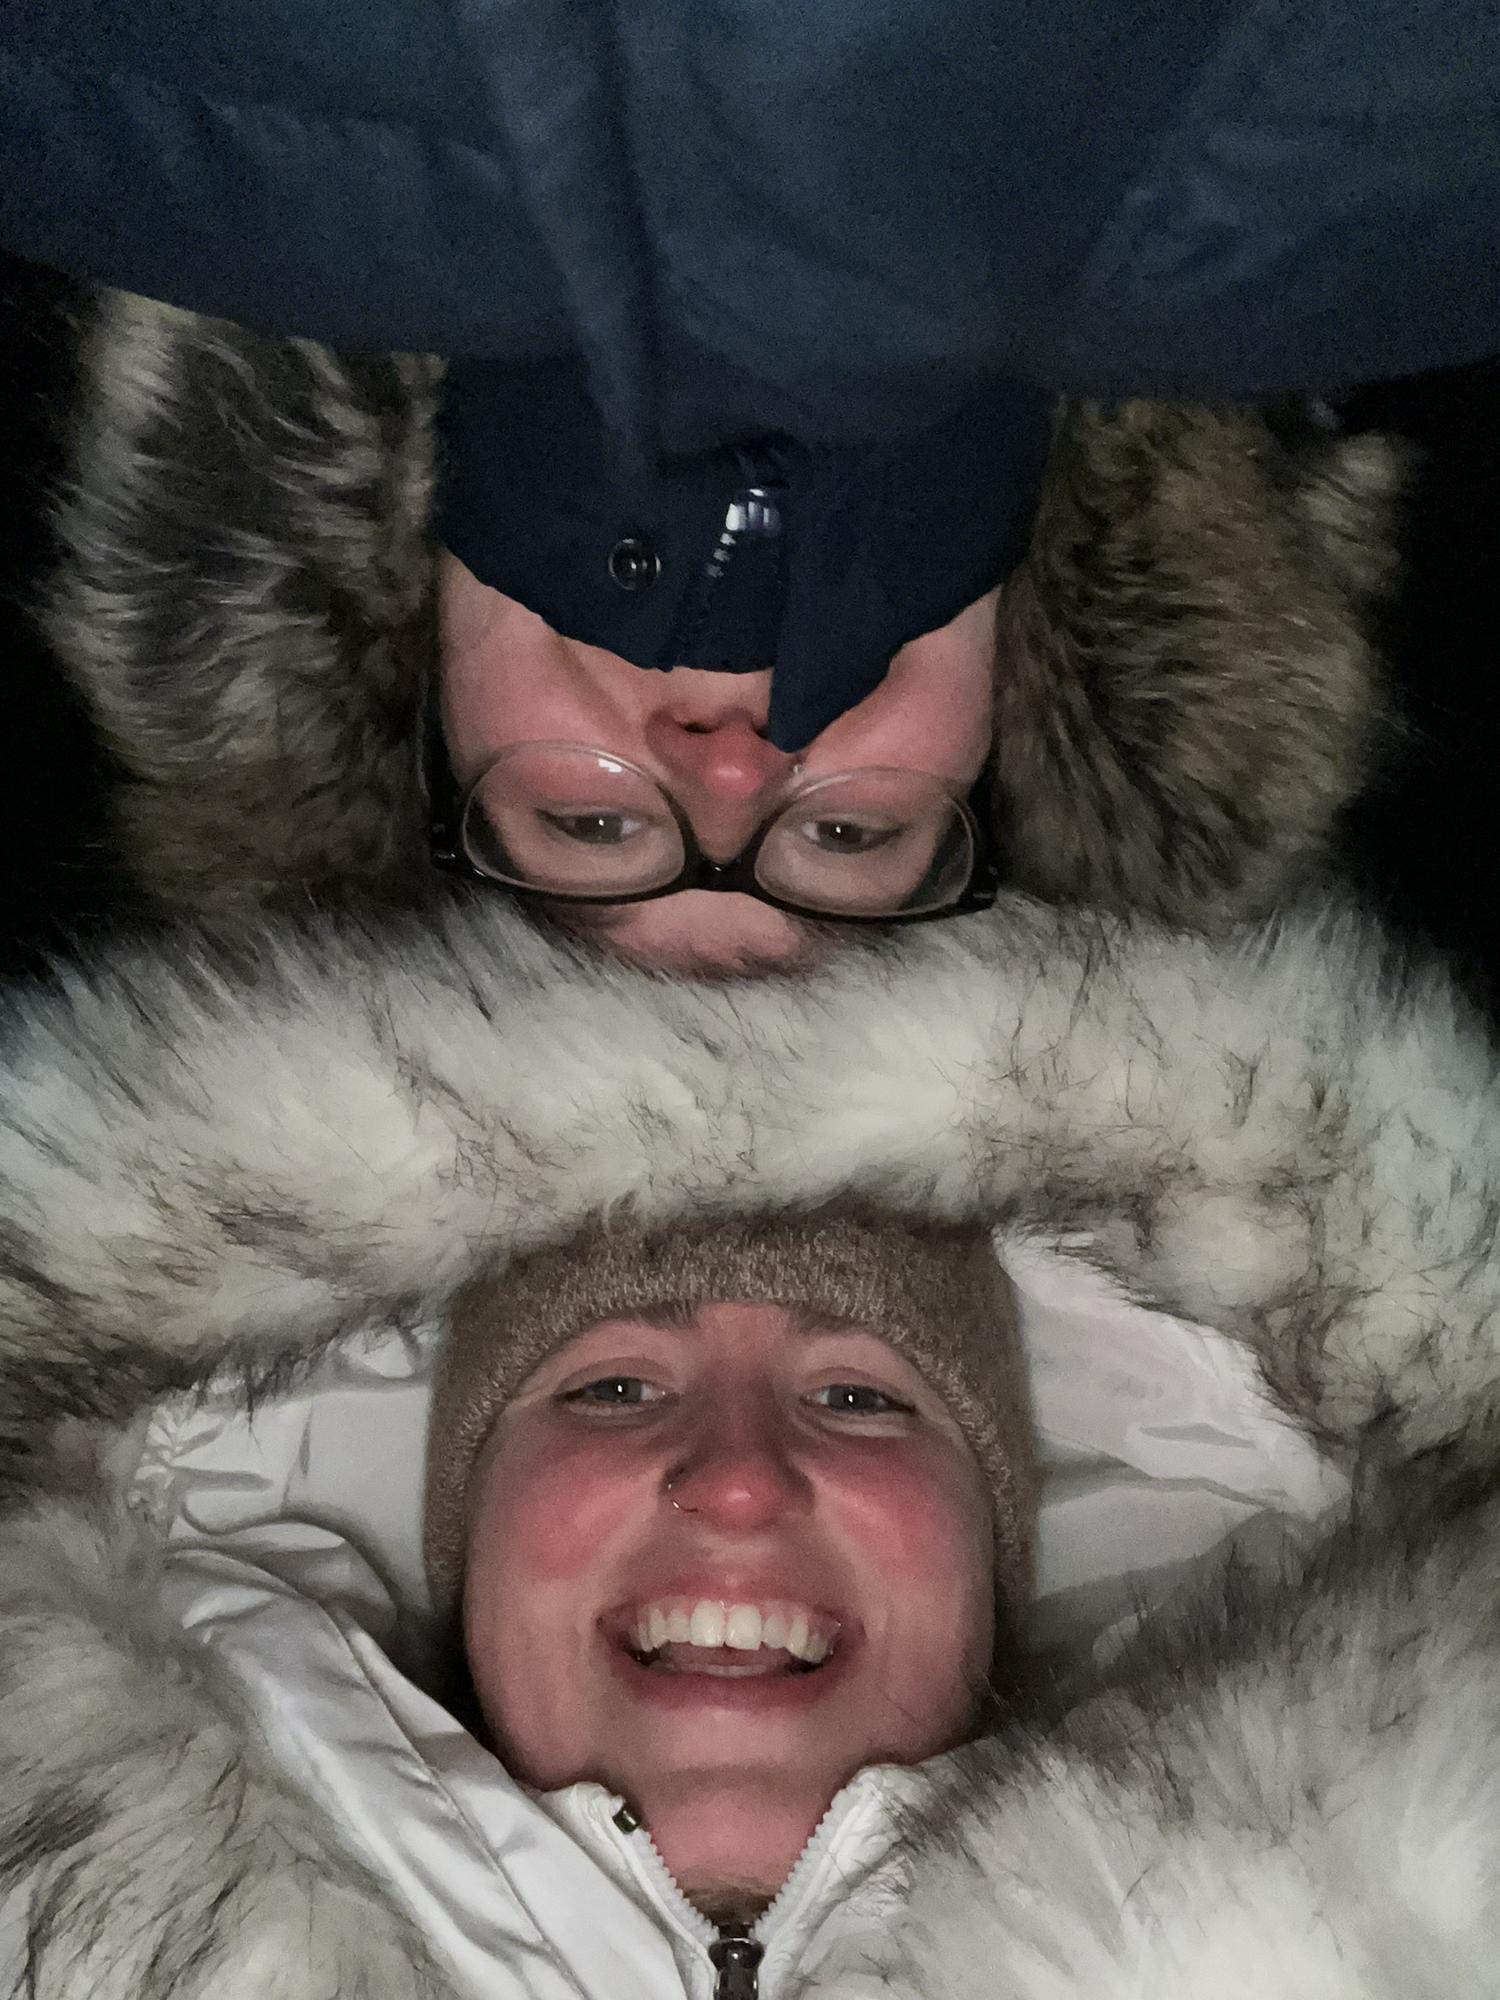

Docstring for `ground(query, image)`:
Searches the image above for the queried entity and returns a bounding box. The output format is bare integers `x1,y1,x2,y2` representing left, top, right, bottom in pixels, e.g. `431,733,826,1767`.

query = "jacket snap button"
608,535,660,591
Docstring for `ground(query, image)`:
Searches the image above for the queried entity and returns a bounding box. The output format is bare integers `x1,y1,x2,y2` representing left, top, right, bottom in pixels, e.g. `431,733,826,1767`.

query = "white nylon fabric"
1006,1237,1348,1655
154,1549,679,2000
145,1534,904,2000
126,1232,1348,1997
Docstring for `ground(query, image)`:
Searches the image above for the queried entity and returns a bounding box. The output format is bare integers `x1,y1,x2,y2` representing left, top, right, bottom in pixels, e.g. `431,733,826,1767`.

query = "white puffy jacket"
1,898,1497,1997
104,1234,1332,2000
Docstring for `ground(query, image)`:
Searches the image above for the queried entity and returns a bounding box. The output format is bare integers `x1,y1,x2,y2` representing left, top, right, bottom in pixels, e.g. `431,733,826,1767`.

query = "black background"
3,249,1498,1000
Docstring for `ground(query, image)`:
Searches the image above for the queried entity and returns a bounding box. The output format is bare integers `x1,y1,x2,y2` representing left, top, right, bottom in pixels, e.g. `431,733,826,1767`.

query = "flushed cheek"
465,1437,644,1787
827,1453,993,1705
466,1587,598,1791
809,623,995,780
831,1449,985,1586
477,1429,651,1586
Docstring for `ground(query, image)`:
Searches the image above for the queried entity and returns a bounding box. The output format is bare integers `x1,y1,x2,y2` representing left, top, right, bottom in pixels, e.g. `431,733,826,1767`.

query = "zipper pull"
709,1925,764,2000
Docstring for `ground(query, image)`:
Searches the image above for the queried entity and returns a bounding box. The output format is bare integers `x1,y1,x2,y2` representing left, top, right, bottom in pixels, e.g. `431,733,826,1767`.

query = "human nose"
662,1394,811,1532
643,695,791,855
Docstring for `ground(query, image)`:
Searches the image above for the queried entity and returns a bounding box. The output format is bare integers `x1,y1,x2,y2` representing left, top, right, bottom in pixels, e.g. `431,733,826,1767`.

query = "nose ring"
666,1476,697,1515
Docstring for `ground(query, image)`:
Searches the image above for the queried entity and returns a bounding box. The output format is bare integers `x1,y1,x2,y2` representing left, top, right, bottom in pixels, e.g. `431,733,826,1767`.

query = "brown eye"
460,744,685,894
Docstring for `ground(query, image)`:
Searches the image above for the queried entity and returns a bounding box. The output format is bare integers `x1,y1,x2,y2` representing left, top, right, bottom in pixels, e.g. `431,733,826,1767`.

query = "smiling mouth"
616,1597,842,1678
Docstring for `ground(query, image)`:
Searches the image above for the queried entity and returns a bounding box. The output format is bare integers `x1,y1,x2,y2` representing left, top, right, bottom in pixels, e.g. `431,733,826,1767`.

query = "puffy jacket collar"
543,1768,911,1996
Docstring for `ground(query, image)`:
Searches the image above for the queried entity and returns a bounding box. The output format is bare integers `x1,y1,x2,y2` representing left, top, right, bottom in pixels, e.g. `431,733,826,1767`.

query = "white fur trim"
795,1510,1500,1999
0,1470,441,1997
0,900,1493,1473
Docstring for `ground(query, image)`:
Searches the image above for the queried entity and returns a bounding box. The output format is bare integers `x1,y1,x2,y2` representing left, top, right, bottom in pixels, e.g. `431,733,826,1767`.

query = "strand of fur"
991,399,1401,921
0,897,1495,1476
0,1451,446,1999
794,1500,1500,1999
46,290,442,908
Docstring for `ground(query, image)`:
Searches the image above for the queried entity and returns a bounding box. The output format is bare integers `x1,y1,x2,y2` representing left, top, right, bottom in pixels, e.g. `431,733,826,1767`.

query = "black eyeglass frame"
423,685,999,925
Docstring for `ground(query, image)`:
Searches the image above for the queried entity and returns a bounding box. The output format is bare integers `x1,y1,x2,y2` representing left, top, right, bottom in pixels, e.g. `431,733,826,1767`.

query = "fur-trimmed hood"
2,898,1498,1463
802,1497,1500,1999
3,899,1500,1992
48,290,1402,926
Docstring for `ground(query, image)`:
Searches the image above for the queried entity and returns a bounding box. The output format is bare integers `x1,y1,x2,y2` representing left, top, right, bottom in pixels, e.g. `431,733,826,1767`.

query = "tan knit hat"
424,1208,1036,1626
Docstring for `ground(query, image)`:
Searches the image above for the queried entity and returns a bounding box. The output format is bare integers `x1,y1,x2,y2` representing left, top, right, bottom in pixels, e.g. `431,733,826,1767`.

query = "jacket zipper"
709,1924,764,2000
599,1777,889,1998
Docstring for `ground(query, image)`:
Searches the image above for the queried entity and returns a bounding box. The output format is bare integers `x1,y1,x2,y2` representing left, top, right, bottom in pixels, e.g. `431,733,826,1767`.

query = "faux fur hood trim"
49,291,443,911
1,901,1498,1994
10,1457,1498,1996
48,291,1402,923
797,1496,1500,1999
993,401,1401,922
0,1453,446,1999
0,895,1495,1492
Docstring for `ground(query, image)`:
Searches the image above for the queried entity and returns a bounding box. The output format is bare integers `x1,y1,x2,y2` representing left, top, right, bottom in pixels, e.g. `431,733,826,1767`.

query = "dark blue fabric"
438,358,1052,748
3,0,1497,446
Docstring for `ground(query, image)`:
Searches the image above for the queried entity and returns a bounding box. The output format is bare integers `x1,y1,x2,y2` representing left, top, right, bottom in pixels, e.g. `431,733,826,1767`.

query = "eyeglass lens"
465,748,684,895
462,747,974,916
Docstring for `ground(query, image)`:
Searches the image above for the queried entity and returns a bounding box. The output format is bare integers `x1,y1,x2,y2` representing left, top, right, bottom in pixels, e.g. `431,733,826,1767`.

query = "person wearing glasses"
431,547,1005,970
10,0,1495,966
423,353,1389,970
49,316,1400,967
424,367,1029,968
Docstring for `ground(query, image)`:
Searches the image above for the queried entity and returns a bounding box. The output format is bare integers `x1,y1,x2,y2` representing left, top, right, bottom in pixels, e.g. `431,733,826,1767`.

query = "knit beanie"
424,1209,1036,1626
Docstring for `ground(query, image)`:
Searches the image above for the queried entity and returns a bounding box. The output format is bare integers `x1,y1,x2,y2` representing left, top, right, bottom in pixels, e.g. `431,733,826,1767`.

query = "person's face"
439,556,998,972
463,1302,994,1909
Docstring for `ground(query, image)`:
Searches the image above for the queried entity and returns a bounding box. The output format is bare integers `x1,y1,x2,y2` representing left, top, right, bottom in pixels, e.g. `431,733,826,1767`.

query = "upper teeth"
630,1598,834,1663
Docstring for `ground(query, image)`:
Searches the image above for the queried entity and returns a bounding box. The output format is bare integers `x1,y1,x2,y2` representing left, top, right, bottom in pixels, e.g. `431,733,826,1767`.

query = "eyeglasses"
428,733,997,926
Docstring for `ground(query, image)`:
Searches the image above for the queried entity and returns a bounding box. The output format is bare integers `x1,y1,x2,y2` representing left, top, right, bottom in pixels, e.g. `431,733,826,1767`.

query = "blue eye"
813,1383,914,1416
563,1376,661,1408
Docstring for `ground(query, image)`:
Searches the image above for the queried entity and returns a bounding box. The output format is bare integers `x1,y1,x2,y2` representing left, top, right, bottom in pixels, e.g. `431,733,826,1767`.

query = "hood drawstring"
709,1925,764,2000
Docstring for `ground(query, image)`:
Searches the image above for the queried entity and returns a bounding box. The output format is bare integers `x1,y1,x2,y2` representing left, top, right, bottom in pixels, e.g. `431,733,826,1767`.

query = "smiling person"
46,299,1402,962
0,1200,1036,1998
9,899,1500,1991
424,1212,1034,1928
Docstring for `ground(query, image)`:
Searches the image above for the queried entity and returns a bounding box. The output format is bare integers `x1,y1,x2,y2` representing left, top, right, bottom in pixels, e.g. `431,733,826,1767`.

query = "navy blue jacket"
5,0,1497,446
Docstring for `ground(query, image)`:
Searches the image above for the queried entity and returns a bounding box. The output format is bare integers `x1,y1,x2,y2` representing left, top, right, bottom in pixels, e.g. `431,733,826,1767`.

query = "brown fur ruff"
48,292,1403,923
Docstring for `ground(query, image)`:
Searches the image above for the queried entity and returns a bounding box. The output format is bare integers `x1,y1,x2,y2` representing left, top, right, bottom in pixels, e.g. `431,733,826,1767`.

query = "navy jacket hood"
4,0,1498,450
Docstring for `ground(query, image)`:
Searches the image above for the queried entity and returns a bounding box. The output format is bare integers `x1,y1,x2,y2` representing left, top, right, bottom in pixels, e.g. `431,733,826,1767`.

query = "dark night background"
2,248,1498,1000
